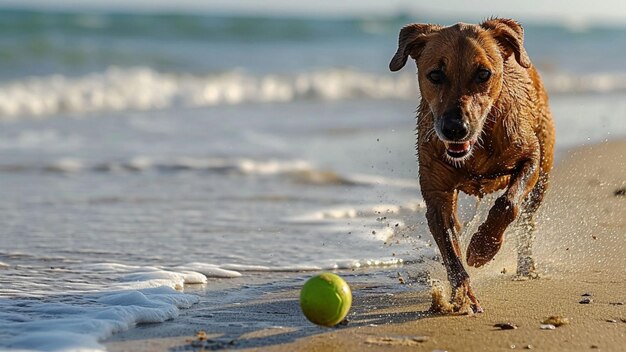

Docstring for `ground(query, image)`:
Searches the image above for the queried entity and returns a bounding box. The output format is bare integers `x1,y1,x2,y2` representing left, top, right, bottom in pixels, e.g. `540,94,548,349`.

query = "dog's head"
390,18,530,162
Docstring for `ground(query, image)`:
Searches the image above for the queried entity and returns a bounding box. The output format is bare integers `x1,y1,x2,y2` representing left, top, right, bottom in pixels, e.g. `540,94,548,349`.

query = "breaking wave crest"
0,66,619,120
0,156,313,175
0,67,417,120
0,155,418,188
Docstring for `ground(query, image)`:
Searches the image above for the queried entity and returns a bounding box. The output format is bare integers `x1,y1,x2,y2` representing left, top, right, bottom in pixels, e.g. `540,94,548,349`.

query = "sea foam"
0,67,619,120
3,287,198,351
0,255,416,351
0,263,203,352
0,67,416,120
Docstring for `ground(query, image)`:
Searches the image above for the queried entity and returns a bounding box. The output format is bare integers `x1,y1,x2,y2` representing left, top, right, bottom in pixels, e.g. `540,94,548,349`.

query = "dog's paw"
512,272,540,281
430,280,483,315
466,231,503,267
454,280,483,314
515,255,538,279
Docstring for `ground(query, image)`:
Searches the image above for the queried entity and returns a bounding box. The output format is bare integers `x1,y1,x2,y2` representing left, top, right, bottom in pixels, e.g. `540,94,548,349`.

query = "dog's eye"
427,70,445,84
476,69,492,83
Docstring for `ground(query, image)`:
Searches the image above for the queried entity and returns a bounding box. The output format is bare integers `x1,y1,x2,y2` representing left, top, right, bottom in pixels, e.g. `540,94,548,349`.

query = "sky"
1,0,626,25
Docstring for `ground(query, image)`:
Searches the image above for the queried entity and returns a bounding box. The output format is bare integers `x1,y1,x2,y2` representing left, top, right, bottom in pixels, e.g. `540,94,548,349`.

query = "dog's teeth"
446,142,470,153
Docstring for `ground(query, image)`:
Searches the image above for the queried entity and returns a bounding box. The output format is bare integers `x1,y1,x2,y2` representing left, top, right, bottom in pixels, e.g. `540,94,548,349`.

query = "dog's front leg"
466,157,540,267
424,190,482,313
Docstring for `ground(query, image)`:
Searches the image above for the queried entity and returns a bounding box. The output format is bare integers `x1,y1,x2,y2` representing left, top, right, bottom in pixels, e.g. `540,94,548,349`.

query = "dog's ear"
481,18,531,68
389,24,440,72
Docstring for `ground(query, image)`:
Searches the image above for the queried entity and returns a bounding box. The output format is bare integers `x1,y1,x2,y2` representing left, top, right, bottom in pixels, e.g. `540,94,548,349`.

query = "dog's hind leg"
515,209,538,278
515,173,548,278
516,116,554,278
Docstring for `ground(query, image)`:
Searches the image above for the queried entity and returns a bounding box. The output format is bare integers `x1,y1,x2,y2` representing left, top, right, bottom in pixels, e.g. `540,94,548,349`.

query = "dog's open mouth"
444,140,476,159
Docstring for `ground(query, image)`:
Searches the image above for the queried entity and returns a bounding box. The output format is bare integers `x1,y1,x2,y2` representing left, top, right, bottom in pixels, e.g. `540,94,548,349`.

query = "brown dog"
389,18,555,312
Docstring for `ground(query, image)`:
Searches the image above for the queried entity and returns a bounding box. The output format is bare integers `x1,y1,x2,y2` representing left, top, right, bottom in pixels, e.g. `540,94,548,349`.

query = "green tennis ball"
300,273,352,327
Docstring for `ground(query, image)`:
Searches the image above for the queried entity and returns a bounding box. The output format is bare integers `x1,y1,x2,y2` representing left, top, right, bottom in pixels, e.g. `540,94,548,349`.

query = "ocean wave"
0,155,418,191
289,201,426,222
3,287,197,352
1,66,621,120
0,255,406,350
0,67,417,120
0,262,202,351
181,258,404,274
541,72,626,94
0,156,313,175
287,201,427,243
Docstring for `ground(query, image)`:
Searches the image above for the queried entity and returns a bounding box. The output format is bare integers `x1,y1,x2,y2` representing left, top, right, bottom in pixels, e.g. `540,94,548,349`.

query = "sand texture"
106,140,626,352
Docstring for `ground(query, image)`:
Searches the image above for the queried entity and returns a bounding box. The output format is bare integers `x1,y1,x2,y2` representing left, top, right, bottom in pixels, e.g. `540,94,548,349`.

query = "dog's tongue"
447,141,471,152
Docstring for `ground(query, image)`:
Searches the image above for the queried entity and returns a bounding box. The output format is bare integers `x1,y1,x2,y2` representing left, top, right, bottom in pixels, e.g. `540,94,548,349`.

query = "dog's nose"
441,108,470,141
441,119,469,140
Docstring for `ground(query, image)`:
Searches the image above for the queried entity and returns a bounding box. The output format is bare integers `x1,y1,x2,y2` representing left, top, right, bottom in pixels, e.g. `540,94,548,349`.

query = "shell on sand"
542,315,570,327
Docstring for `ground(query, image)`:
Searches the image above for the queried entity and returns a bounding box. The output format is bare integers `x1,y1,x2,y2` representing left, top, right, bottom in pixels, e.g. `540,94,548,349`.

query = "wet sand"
106,139,626,351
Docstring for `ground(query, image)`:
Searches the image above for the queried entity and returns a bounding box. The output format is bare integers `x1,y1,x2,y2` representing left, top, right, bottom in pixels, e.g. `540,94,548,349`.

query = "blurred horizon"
1,5,626,120
1,0,626,28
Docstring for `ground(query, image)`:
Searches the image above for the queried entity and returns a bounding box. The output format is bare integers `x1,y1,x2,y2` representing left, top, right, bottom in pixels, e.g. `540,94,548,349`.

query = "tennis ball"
300,273,352,327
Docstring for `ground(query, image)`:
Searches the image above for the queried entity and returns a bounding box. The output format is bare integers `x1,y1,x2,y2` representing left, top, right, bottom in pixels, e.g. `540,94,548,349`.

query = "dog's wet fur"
390,18,555,313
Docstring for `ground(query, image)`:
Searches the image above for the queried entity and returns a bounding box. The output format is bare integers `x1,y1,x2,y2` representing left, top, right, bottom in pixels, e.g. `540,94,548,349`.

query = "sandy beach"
3,7,626,352
105,139,626,351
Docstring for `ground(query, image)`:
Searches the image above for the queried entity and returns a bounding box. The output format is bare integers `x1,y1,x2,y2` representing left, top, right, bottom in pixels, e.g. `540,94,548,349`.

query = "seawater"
1,9,625,351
